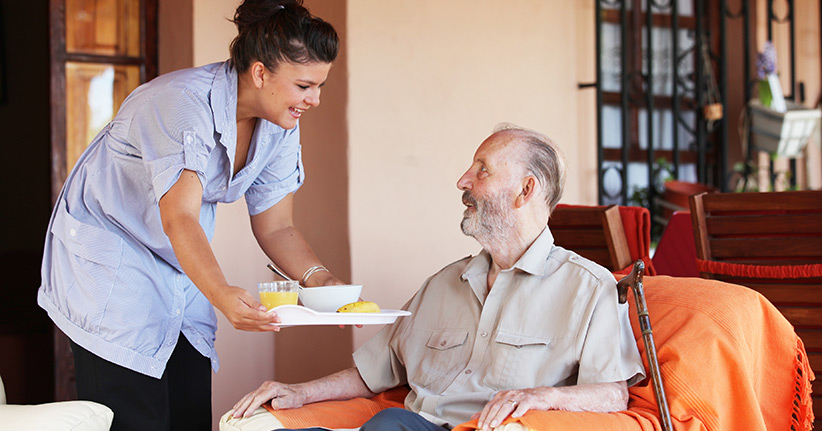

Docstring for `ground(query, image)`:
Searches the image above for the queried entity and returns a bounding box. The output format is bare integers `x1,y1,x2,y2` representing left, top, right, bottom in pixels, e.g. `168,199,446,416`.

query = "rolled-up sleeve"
244,126,304,215
577,279,646,387
127,89,215,202
353,319,409,394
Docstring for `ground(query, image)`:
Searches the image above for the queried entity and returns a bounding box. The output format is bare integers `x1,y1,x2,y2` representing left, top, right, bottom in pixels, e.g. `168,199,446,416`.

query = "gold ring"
507,399,517,406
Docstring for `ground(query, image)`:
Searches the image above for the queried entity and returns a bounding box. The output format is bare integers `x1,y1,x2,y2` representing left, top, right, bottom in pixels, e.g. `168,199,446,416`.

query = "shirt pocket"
409,329,470,391
51,201,124,332
483,331,573,391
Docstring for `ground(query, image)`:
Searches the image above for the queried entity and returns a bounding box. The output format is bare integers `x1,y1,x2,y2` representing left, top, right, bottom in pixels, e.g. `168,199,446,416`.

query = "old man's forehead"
479,131,530,160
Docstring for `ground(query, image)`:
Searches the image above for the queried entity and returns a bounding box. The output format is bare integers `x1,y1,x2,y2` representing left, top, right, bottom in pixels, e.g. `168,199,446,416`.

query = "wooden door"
48,0,156,400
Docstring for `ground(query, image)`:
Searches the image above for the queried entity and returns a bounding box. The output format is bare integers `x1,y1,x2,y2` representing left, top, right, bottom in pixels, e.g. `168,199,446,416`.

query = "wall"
274,0,354,385
189,1,278,427
346,0,596,346
794,0,821,189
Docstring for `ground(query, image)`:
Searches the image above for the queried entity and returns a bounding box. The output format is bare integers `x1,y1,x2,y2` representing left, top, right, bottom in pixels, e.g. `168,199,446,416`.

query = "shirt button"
464,369,472,375
69,228,77,237
175,309,181,316
440,341,446,346
481,331,488,338
185,135,194,144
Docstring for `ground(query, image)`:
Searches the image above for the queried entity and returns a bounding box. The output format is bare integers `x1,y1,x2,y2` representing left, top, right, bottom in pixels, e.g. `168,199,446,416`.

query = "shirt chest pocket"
483,331,575,391
407,329,470,391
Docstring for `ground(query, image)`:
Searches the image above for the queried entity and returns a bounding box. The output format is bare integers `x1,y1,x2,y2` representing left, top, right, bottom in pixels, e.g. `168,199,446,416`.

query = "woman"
37,1,342,429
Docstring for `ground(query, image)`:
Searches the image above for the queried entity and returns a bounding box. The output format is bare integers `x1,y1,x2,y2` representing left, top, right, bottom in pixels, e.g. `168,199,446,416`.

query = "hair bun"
233,0,303,30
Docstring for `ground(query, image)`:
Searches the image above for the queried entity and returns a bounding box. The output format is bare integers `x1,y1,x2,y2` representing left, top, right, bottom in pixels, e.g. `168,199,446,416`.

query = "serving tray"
268,304,411,327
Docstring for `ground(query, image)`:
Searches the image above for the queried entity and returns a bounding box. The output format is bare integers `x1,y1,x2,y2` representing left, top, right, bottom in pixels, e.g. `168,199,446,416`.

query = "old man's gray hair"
493,123,567,212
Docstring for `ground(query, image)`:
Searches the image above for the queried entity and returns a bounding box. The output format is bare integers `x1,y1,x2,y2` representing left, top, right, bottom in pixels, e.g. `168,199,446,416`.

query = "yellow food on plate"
337,301,381,313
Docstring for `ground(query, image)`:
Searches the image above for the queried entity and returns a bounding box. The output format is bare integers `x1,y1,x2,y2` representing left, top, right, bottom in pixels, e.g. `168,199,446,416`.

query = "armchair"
689,189,822,424
222,268,812,430
550,204,656,275
548,205,632,272
0,374,113,430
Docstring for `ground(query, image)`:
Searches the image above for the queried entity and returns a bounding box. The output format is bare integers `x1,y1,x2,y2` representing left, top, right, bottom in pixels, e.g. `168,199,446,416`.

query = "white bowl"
298,284,362,312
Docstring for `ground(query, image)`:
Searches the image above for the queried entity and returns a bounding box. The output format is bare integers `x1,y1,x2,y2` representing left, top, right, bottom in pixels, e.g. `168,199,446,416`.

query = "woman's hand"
231,380,306,418
310,271,347,287
211,284,281,332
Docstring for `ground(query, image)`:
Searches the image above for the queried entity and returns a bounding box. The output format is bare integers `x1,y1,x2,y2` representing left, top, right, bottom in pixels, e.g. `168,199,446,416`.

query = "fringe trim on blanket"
696,259,822,280
791,337,815,431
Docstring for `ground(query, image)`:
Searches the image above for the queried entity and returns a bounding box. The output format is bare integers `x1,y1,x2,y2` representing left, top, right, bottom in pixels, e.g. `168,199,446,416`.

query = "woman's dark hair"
230,0,339,73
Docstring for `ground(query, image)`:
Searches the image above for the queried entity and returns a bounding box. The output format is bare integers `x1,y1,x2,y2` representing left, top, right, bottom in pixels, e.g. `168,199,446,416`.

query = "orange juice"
260,291,299,309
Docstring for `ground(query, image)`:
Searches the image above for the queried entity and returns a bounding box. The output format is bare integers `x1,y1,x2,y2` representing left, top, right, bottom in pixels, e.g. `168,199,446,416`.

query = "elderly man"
231,124,644,430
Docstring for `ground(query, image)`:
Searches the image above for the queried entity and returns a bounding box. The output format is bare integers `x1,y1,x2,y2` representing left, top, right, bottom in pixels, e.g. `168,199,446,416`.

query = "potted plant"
748,42,821,158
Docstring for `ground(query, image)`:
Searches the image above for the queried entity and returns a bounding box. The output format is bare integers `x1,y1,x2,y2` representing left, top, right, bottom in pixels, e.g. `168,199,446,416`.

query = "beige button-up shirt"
353,227,645,427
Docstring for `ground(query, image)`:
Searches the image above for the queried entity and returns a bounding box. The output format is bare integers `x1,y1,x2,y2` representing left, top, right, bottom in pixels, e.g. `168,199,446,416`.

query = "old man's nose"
457,172,472,190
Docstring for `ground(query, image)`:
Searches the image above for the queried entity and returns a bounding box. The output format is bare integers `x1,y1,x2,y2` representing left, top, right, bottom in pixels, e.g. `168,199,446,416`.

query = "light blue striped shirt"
38,61,304,378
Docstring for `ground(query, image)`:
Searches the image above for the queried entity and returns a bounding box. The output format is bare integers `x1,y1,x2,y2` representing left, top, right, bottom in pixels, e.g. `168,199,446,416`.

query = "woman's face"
255,61,332,129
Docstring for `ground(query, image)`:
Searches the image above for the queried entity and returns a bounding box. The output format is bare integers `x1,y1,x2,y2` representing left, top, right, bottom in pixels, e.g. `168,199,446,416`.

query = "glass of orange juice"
258,281,299,309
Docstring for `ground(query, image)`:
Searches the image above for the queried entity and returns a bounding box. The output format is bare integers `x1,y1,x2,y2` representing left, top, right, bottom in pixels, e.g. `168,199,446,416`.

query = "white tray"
268,304,411,327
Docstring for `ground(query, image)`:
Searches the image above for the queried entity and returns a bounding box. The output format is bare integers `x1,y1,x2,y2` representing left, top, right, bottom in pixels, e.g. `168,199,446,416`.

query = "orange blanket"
266,276,814,431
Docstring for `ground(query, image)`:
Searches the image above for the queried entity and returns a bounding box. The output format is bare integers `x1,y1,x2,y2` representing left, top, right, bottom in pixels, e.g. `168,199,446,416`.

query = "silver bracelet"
301,265,329,285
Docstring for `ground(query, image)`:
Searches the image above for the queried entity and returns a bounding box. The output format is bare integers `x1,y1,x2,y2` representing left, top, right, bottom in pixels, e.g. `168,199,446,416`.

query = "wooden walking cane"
617,260,673,431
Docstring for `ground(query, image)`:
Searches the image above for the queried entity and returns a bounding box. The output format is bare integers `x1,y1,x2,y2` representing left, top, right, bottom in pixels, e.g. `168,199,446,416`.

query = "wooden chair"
549,205,632,272
689,190,822,423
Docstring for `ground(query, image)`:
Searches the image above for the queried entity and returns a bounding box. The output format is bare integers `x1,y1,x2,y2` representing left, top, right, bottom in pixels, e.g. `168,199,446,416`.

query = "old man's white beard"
460,189,517,245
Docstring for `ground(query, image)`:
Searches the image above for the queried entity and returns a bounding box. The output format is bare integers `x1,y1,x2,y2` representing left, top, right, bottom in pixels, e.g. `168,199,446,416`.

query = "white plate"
268,304,411,327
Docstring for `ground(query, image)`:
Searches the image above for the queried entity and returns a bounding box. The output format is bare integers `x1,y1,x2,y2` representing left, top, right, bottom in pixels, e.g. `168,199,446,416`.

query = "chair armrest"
0,401,113,431
219,408,286,431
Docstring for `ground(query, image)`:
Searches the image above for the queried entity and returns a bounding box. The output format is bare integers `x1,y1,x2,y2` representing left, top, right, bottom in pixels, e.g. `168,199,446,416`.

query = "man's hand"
231,380,306,418
474,387,546,431
230,368,375,419
473,381,629,430
211,284,281,332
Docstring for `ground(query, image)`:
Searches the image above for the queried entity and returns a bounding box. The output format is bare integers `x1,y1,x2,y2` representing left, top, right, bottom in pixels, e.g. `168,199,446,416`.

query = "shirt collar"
459,226,555,281
211,61,290,151
512,226,555,276
210,61,236,155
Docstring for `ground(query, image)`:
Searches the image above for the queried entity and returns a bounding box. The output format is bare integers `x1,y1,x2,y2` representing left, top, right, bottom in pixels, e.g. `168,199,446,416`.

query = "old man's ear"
515,176,538,208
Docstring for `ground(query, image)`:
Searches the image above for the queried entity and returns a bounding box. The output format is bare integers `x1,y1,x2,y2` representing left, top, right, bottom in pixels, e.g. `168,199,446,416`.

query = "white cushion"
0,401,113,431
219,407,285,431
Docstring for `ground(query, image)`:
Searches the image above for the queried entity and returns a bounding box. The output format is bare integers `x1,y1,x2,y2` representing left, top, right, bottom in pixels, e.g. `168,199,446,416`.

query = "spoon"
266,263,304,290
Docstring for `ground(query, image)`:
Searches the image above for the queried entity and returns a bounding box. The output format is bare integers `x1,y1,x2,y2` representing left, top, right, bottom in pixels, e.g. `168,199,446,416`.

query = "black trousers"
71,335,211,431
